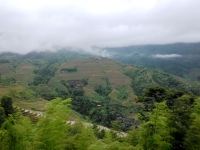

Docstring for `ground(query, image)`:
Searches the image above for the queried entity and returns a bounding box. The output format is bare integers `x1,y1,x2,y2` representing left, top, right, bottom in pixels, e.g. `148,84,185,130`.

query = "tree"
0,107,5,125
93,124,106,139
106,141,134,150
142,87,167,111
87,141,107,150
0,129,9,150
2,115,35,150
144,87,167,102
184,98,200,150
35,98,72,150
1,96,14,116
169,95,194,150
95,79,112,97
138,102,172,150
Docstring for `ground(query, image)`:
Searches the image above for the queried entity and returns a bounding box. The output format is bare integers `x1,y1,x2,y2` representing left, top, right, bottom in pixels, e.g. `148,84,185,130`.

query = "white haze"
0,0,200,54
152,54,182,59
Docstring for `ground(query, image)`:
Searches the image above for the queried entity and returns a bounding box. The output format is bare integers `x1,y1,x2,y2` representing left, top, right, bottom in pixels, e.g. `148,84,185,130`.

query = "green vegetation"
64,79,134,131
60,67,78,73
184,98,200,150
31,61,58,86
1,96,14,116
0,107,5,125
95,78,112,97
116,86,128,100
125,66,200,95
0,98,134,150
0,88,200,149
127,87,200,150
0,59,10,63
106,42,200,81
1,51,200,149
0,76,16,85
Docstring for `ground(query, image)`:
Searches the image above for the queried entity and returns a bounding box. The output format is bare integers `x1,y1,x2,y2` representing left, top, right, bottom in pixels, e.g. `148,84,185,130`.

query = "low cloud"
152,54,182,59
0,0,200,53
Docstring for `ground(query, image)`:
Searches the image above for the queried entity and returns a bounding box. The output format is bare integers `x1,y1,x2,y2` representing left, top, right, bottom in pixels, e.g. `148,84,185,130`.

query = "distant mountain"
105,42,200,81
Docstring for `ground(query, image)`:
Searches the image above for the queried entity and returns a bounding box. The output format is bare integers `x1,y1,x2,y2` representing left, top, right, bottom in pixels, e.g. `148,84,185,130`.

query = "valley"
0,50,200,149
1,0,200,149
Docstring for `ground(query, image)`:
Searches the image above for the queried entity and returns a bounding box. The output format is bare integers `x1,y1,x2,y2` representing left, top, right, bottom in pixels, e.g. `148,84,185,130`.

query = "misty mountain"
105,42,200,81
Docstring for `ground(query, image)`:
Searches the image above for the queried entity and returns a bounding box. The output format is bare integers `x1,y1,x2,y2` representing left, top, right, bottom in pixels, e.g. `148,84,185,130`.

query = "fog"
152,54,182,59
0,0,200,54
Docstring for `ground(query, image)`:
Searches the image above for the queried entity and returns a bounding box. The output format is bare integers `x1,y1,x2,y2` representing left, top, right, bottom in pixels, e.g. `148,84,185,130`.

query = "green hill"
105,42,200,81
1,51,200,131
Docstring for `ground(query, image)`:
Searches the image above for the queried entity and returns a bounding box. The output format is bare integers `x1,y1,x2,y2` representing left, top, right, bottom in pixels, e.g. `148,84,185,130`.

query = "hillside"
1,51,199,101
0,53,138,130
124,66,200,96
1,51,200,149
1,51,200,131
104,42,200,81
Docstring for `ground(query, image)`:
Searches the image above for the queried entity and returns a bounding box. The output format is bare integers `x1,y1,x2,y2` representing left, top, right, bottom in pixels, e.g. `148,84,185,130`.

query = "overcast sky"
0,0,200,53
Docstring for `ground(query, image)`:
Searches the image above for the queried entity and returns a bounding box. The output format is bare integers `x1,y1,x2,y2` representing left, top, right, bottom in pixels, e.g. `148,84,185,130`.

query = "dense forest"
0,87,200,150
0,51,200,149
105,42,200,81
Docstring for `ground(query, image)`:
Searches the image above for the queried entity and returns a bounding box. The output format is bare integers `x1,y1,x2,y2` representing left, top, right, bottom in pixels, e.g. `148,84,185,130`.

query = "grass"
55,58,131,87
13,98,48,111
0,84,47,111
52,58,137,104
15,63,35,84
0,57,138,108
